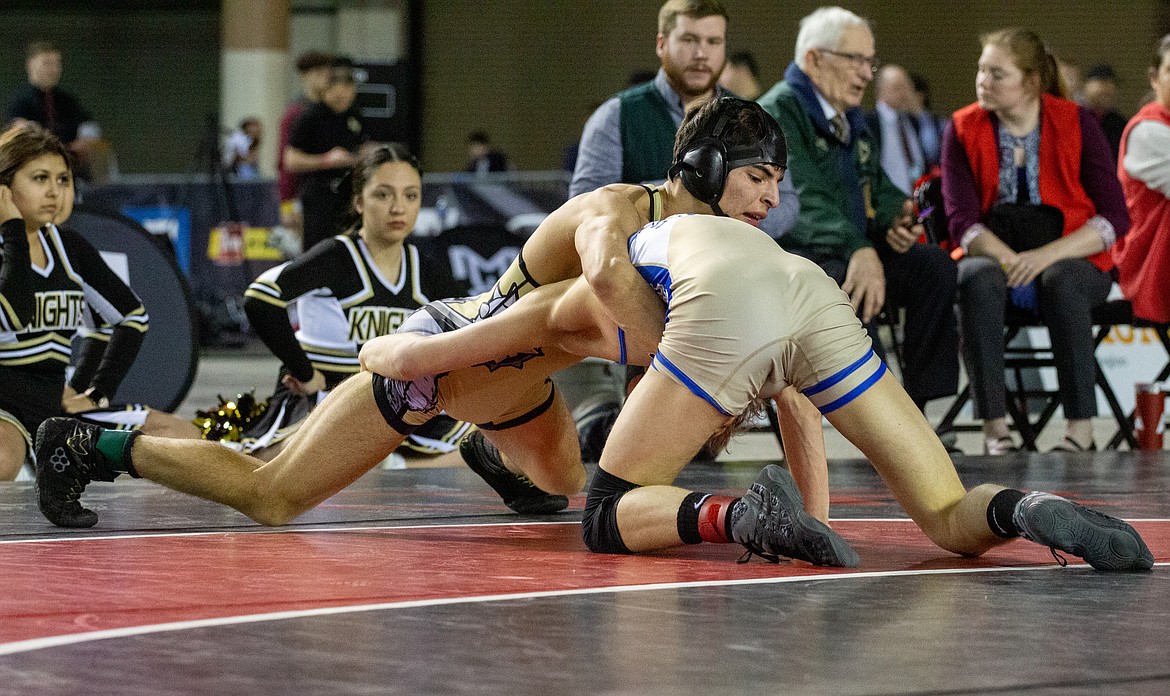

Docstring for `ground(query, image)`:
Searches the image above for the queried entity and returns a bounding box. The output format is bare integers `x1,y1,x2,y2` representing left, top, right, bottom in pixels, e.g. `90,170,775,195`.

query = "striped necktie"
830,113,848,143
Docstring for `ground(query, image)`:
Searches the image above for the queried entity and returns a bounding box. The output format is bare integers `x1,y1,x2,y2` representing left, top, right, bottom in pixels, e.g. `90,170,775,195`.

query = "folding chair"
935,299,1140,451
1092,301,1170,449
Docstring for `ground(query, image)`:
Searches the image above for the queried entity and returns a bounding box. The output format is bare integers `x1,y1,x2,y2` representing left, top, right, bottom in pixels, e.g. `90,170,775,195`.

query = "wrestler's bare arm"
774,388,830,524
568,186,666,347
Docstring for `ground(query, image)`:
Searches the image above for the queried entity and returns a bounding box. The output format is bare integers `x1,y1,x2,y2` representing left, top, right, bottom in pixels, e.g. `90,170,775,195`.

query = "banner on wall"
207,224,285,265
1096,325,1170,414
122,206,191,274
413,224,525,297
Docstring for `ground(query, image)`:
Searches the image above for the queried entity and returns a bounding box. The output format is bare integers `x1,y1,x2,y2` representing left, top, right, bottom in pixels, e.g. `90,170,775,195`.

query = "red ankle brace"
697,495,739,543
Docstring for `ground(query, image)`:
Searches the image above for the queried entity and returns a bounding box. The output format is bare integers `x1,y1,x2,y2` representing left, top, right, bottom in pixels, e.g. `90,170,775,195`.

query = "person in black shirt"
1082,63,1129,161
465,131,511,174
6,41,92,147
285,65,365,252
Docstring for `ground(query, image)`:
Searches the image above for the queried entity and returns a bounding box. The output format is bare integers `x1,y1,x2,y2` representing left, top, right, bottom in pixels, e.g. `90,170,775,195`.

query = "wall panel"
421,1,1160,171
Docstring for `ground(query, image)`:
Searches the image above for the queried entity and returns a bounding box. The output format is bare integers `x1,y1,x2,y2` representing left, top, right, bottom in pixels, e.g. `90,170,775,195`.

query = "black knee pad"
582,468,639,554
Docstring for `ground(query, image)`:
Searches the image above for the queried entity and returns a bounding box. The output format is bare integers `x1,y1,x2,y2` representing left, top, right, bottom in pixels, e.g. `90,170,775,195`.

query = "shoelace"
512,472,538,489
737,548,780,564
1049,547,1068,567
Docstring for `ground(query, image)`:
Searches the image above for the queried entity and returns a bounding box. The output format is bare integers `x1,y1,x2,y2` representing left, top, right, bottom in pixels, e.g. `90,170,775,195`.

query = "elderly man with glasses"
757,6,960,418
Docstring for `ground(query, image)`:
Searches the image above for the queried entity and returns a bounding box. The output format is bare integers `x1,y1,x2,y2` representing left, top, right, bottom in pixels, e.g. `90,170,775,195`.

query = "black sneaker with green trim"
460,431,568,514
34,417,119,528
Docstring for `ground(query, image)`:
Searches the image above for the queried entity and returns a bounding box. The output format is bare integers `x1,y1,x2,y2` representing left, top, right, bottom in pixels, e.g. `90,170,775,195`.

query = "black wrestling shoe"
35,418,119,528
576,400,620,463
460,431,568,514
1012,491,1154,571
731,464,860,567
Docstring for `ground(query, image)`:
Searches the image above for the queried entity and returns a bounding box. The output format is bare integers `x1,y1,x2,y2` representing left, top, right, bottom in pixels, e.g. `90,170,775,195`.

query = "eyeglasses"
819,49,880,72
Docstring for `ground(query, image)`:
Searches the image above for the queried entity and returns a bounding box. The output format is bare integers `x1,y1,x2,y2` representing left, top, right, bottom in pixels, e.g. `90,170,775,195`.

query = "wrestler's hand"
358,334,425,380
282,369,326,397
0,185,22,225
842,247,886,324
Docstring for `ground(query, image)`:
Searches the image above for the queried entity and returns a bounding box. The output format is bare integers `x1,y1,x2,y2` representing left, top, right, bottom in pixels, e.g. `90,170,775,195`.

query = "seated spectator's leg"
957,256,1010,438
882,243,959,408
1038,259,1113,447
813,256,848,286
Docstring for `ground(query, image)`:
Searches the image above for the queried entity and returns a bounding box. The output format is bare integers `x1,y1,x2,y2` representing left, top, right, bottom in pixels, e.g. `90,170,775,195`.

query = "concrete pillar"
221,0,290,178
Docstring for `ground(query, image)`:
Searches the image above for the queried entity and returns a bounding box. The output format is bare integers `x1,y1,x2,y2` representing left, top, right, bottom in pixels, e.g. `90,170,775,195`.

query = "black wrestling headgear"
668,97,787,216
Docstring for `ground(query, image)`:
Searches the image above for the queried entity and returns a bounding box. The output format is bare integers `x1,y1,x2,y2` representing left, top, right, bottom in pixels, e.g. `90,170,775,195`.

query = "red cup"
1134,383,1165,450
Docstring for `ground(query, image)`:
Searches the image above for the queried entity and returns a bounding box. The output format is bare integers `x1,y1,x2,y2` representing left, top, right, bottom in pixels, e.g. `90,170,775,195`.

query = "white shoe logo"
49,446,71,473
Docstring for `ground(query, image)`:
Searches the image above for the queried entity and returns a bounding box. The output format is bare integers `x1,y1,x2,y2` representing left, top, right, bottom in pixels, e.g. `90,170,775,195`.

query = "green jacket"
757,65,905,261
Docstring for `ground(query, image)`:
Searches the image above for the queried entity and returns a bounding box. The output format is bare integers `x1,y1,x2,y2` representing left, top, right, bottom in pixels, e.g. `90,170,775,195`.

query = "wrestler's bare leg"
481,389,586,496
823,371,1006,557
361,280,577,379
130,373,408,526
0,420,26,480
597,368,732,551
402,450,467,469
141,409,202,439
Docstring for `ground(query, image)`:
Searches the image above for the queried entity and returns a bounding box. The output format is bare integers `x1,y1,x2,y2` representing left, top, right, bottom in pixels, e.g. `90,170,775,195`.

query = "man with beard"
567,0,797,461
570,0,730,197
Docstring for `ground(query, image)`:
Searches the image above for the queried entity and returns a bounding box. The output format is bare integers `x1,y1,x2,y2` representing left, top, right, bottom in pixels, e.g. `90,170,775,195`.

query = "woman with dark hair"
941,28,1130,454
239,143,473,464
0,123,157,478
1112,35,1170,324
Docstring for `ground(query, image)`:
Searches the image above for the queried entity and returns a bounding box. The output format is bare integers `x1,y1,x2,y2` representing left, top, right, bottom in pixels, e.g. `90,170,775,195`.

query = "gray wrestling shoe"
1012,491,1154,571
35,418,120,528
460,431,568,515
731,464,860,567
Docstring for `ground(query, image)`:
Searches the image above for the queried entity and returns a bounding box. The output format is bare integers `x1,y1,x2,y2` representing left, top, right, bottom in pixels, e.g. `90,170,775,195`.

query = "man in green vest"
756,6,959,415
570,0,729,197
566,0,797,461
565,0,730,462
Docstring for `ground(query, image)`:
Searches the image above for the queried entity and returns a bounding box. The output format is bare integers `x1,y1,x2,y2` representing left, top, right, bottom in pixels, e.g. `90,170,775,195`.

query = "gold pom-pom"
193,391,269,442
